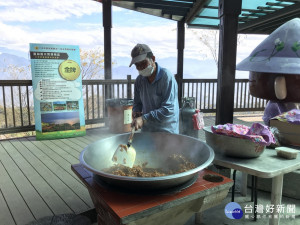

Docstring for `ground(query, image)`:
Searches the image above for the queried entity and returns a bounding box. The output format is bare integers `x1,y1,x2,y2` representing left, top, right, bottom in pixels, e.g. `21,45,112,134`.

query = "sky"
0,0,268,72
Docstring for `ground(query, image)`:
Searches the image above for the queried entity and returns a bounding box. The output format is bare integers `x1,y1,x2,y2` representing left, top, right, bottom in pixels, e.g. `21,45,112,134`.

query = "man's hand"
132,116,144,130
132,111,142,119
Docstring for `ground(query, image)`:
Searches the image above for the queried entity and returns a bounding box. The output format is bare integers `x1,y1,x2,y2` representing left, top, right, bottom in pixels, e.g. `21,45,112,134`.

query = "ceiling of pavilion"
107,0,300,34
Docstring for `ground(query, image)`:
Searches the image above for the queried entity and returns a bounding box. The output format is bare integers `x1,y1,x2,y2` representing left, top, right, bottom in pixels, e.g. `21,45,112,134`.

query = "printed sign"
30,43,86,140
124,109,132,125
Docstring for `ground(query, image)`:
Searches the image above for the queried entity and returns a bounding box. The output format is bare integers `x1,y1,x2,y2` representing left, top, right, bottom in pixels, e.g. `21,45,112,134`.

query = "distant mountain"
0,53,249,80
0,53,29,67
0,53,30,79
112,56,219,79
161,57,218,78
112,65,138,79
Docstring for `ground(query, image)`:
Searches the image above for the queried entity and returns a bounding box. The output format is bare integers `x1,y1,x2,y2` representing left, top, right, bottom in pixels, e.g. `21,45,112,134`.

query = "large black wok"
80,132,214,191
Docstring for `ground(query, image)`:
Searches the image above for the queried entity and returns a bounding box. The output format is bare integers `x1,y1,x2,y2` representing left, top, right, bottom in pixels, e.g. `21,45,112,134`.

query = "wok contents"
104,154,196,177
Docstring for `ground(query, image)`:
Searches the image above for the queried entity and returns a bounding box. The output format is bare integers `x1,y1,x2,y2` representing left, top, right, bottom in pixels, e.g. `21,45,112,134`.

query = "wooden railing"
82,75,134,124
0,77,266,134
182,79,267,112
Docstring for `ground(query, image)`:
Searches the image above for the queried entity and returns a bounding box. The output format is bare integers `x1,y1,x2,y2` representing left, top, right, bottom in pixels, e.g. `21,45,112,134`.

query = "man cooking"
129,43,179,134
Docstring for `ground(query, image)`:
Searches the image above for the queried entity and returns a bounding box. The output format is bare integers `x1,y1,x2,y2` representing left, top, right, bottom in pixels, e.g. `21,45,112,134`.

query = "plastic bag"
192,109,204,130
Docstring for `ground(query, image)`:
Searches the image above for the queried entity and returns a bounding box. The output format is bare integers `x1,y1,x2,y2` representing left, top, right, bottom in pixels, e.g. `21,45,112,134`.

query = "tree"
191,29,219,66
1,63,31,80
191,29,246,67
80,47,105,79
0,63,33,131
79,48,107,119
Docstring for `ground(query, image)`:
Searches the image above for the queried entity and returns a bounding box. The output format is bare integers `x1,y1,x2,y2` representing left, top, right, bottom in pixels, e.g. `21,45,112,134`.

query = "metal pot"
80,132,214,191
204,126,265,158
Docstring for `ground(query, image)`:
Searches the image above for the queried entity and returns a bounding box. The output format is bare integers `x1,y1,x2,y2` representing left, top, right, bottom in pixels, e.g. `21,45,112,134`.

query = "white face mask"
139,63,154,77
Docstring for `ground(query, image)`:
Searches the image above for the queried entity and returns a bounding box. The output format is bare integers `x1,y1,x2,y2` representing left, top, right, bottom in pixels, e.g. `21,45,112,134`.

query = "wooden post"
177,20,185,107
215,0,241,125
102,0,112,124
127,75,132,99
103,0,112,101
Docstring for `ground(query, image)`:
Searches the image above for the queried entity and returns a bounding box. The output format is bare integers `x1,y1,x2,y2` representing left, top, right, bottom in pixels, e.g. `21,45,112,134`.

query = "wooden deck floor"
0,114,263,225
0,128,114,225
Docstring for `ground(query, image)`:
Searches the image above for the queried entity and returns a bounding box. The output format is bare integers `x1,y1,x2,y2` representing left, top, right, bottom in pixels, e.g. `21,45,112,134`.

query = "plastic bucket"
106,98,133,133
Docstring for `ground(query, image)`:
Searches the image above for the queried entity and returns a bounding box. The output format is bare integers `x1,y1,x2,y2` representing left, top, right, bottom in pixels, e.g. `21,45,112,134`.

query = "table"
71,164,233,225
213,148,300,225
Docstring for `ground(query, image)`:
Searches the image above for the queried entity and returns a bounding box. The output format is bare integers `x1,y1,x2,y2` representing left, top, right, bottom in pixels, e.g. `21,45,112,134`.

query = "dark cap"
129,44,152,67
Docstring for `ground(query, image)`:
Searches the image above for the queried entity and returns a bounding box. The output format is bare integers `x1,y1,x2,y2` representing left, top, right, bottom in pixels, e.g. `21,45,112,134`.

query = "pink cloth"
211,123,276,146
273,109,300,124
262,101,297,126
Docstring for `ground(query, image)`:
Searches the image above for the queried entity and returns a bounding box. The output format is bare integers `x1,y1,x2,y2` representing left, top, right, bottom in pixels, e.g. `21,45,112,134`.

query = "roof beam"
125,0,193,8
238,2,300,33
185,0,211,23
187,24,219,29
239,10,300,34
194,15,219,19
242,8,272,13
276,0,300,2
267,2,290,7
257,6,278,11
162,9,187,16
135,3,189,12
240,14,260,18
204,5,218,9
112,2,164,19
